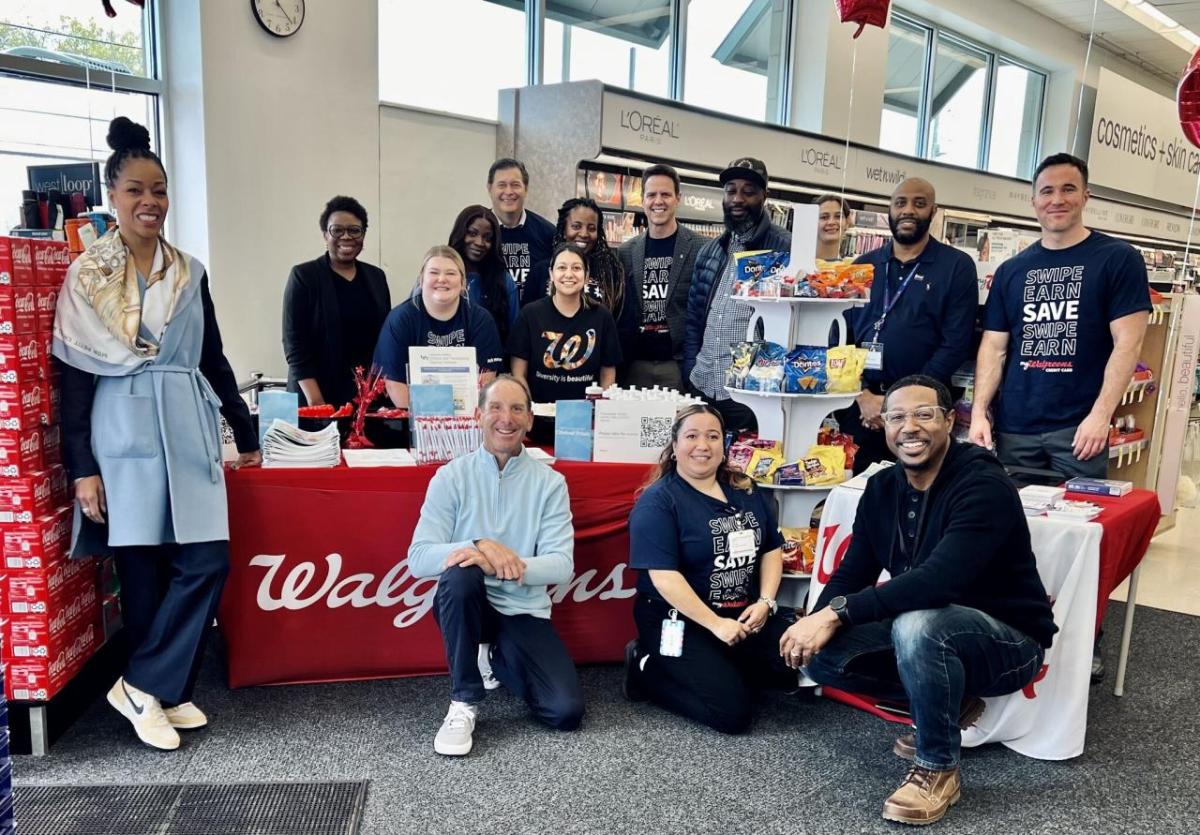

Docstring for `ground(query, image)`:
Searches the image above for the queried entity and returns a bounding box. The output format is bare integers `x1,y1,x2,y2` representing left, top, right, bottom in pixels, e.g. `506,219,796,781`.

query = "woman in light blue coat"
52,117,260,751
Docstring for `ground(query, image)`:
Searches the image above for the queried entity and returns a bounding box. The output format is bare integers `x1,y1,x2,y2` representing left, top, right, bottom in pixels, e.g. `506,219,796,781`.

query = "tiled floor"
1110,505,1200,616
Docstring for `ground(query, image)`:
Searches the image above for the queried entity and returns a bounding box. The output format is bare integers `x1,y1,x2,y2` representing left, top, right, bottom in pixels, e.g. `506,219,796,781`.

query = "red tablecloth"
1071,489,1161,631
219,459,651,688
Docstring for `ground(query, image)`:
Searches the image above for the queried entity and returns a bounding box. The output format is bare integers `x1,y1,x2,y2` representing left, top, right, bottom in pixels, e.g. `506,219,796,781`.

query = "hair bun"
106,116,151,153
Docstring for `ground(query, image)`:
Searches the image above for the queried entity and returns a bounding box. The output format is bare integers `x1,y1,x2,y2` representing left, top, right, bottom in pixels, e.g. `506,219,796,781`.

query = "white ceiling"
1013,0,1200,80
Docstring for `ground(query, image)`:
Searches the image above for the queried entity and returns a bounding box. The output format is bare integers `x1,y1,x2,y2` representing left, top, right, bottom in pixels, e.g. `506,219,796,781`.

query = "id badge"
864,341,884,371
728,529,756,563
660,609,685,657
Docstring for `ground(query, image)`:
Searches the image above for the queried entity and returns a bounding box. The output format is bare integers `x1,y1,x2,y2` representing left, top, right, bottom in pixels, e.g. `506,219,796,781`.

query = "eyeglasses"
327,225,365,240
881,406,948,427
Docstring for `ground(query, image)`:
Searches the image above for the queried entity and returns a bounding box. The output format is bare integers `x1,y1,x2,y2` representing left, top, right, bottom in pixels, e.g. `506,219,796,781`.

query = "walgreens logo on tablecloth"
248,553,637,628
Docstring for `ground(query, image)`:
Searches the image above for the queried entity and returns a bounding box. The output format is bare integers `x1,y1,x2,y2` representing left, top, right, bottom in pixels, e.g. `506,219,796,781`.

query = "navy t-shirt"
629,473,783,609
497,210,556,298
638,233,676,360
372,299,504,383
982,231,1151,434
507,296,622,403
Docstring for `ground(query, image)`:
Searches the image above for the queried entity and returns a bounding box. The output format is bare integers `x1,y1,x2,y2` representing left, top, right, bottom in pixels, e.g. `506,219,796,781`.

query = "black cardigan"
60,274,258,482
281,254,391,405
813,441,1059,649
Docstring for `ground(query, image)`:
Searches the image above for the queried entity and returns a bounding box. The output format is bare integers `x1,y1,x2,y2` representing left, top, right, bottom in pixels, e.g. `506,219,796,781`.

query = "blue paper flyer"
554,400,594,461
409,384,457,418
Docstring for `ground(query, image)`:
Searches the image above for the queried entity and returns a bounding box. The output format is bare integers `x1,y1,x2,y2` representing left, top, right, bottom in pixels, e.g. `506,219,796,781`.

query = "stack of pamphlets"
1019,485,1066,516
261,420,341,468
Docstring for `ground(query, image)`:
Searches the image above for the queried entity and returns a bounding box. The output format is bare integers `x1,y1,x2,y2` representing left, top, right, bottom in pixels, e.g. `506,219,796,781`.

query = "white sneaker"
106,677,181,751
433,701,477,756
478,644,501,691
163,702,208,730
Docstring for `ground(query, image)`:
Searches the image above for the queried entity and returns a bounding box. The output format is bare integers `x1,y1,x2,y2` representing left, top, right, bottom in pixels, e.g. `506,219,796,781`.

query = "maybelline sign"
1088,67,1200,209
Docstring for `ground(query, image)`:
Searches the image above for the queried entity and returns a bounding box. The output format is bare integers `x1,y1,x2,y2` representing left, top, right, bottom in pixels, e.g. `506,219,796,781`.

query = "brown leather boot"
894,696,986,761
881,765,961,825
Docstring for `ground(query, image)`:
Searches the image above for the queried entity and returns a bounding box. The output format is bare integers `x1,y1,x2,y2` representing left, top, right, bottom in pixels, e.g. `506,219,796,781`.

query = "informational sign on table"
593,399,676,463
408,347,477,417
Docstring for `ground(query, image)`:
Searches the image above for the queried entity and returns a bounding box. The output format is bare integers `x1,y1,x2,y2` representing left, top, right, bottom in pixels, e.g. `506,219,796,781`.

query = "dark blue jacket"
850,236,979,392
682,213,791,381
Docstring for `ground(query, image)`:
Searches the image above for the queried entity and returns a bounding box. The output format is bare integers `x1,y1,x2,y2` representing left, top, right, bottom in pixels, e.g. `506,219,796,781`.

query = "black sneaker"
1091,651,1106,685
622,639,647,702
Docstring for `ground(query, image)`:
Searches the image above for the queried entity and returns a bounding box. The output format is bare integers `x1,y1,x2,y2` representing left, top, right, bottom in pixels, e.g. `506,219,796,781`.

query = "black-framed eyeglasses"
327,225,365,240
881,406,949,427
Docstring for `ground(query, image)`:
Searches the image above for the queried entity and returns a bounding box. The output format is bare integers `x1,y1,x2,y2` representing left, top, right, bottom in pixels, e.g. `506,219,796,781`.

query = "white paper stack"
342,448,417,468
261,419,341,468
1019,485,1066,516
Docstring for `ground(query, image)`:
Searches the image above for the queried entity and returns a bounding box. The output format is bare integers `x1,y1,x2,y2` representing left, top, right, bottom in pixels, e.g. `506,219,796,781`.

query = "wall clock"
251,0,304,38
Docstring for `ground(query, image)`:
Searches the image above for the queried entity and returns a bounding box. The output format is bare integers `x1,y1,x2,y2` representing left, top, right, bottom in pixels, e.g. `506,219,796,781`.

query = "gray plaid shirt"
689,232,753,400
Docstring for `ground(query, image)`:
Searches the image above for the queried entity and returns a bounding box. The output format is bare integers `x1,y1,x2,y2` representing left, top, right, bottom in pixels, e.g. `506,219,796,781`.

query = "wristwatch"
758,596,778,615
828,595,850,625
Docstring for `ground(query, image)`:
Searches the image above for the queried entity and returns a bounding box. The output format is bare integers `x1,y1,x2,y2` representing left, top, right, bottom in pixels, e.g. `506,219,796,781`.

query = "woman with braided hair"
521,198,638,364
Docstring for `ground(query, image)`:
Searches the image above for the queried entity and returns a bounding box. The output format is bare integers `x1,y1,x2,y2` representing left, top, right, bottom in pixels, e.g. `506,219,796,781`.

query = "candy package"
785,346,828,393
725,342,759,390
826,345,867,393
743,342,788,393
780,527,817,574
746,447,785,483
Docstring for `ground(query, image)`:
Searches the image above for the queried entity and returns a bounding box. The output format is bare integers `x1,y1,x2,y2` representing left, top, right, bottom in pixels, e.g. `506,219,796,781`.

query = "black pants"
434,564,584,731
634,596,795,734
115,540,230,706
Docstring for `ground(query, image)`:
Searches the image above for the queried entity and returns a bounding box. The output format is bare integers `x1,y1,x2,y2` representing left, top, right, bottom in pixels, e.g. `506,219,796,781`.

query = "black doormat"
13,781,368,835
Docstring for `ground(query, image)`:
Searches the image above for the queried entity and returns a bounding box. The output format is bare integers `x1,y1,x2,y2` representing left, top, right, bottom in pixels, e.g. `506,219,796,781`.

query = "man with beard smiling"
780,374,1055,826
841,178,978,473
408,375,583,757
684,157,791,433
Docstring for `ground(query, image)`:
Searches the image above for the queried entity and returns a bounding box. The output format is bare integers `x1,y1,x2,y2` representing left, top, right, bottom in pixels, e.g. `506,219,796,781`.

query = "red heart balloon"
837,0,892,39
1179,48,1200,149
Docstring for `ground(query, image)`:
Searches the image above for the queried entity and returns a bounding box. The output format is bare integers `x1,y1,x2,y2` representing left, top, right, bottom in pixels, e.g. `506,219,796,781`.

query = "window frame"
889,11,1046,177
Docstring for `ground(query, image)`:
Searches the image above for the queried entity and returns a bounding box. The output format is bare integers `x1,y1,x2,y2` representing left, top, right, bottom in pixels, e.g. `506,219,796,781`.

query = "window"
544,2,670,97
0,1,160,231
879,13,1045,177
378,0,526,120
683,0,791,123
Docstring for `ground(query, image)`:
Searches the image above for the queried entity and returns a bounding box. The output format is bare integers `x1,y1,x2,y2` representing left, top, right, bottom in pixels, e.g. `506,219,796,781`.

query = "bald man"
837,178,979,473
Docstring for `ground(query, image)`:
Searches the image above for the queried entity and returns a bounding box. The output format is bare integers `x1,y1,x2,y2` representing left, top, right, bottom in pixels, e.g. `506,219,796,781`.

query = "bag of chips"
784,346,828,393
746,447,784,483
780,527,818,574
744,342,788,393
826,345,867,393
802,444,846,486
725,341,759,390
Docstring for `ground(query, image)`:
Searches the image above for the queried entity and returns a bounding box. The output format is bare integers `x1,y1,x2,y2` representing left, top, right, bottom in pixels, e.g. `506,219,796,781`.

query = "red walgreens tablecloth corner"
1073,488,1161,631
219,459,651,688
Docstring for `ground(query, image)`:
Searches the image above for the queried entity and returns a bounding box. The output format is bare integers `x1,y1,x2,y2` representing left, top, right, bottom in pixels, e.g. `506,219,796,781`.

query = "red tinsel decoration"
836,0,890,39
1179,48,1200,149
345,365,387,449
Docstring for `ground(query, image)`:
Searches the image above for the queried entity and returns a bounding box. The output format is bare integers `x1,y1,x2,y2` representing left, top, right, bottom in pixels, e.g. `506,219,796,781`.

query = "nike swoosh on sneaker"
123,681,144,716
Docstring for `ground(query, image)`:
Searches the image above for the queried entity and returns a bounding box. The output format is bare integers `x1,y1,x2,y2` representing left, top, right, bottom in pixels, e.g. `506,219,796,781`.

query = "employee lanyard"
871,260,920,338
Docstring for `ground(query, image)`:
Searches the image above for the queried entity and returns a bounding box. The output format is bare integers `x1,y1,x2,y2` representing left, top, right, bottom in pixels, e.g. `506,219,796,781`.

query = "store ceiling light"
1104,0,1200,53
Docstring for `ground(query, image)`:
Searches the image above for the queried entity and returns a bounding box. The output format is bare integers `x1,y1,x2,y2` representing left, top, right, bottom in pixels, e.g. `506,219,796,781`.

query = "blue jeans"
433,565,584,730
806,605,1045,770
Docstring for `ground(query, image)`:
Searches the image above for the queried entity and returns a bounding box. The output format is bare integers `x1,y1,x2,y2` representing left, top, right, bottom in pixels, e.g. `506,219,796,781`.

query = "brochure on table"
593,399,677,463
554,400,594,461
408,347,478,417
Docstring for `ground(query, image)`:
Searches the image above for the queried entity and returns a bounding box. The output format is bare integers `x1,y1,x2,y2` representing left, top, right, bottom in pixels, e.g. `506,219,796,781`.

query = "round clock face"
251,0,305,38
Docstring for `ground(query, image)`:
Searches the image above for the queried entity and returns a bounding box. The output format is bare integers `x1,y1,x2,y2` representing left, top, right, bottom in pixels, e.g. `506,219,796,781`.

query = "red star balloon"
1180,48,1200,149
837,0,891,39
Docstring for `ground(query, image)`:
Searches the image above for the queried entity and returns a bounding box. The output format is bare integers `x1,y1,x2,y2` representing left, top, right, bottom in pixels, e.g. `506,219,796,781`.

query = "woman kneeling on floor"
622,404,795,733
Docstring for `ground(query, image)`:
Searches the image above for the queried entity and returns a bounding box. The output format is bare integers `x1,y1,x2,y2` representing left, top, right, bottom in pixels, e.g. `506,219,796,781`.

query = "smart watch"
829,595,850,625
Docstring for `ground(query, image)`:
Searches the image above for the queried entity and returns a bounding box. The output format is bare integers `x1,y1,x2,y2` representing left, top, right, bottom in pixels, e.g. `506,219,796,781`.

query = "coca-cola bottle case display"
0,235,115,703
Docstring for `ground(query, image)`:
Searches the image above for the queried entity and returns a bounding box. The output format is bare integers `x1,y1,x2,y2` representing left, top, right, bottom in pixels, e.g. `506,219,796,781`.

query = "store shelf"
756,482,842,492
1109,438,1149,468
781,572,812,580
727,388,862,400
1120,379,1154,406
731,295,869,306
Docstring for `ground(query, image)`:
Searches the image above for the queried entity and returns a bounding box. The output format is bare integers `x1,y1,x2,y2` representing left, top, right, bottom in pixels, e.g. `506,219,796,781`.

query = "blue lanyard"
873,260,920,336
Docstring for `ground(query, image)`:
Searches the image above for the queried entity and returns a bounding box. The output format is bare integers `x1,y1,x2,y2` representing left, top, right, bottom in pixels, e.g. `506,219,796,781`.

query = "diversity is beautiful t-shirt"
982,231,1151,434
629,473,783,609
507,296,622,403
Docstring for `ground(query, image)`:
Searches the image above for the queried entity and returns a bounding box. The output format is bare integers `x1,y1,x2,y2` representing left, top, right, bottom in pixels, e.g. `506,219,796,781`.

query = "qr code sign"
640,416,672,449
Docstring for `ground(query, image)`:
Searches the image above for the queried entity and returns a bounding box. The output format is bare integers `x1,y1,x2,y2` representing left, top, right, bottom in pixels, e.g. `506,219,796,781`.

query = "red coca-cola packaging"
4,559,94,616
0,237,35,287
32,240,70,287
40,381,60,428
0,427,43,477
48,463,67,508
41,422,61,468
0,379,43,432
34,286,59,333
3,506,73,569
4,620,99,701
4,580,100,660
0,331,39,380
0,469,56,524
0,286,37,336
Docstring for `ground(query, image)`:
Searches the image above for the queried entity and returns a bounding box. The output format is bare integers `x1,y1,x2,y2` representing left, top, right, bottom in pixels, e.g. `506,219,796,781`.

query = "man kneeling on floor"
408,374,584,755
780,374,1057,826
